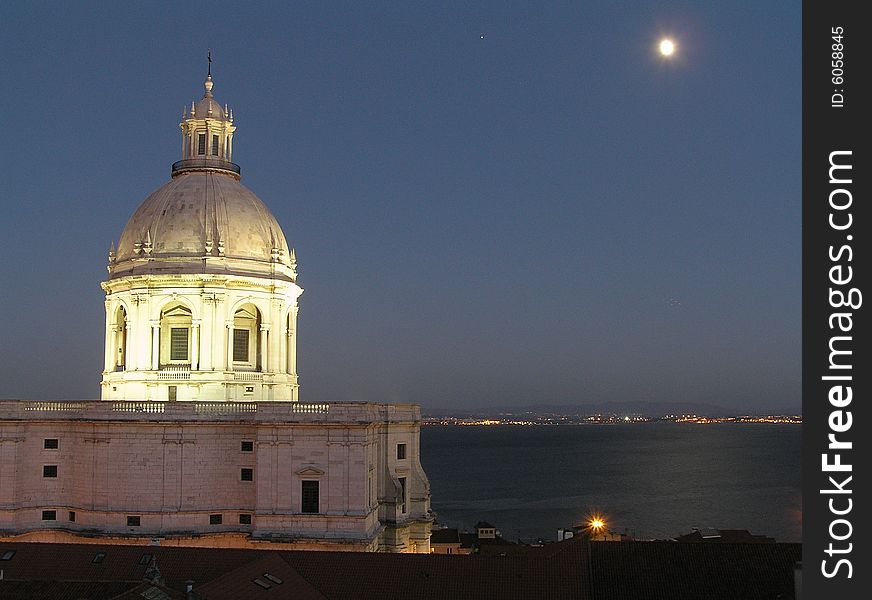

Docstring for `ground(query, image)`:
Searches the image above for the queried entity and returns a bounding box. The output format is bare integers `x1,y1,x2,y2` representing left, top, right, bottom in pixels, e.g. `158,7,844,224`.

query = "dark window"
241,440,254,452
263,573,283,585
210,514,223,525
127,516,141,527
233,328,249,362
253,579,272,590
241,468,253,481
239,513,252,525
197,133,206,155
68,511,76,522
43,465,57,478
301,480,319,514
1,550,15,560
44,438,59,449
399,477,407,514
139,553,153,565
211,134,219,156
168,385,177,402
42,510,56,521
397,443,406,460
92,552,106,564
170,328,189,361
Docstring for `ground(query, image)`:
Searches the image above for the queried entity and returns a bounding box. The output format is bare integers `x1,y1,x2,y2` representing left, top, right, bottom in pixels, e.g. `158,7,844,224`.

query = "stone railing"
1,400,420,424
158,365,191,380
233,372,264,382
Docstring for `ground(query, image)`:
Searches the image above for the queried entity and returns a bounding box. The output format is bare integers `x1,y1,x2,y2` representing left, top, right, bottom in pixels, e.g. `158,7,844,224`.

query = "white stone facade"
0,401,432,552
0,69,434,552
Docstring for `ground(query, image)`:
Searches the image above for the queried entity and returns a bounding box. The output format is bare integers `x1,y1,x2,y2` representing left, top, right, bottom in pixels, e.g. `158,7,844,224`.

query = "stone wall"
0,401,432,552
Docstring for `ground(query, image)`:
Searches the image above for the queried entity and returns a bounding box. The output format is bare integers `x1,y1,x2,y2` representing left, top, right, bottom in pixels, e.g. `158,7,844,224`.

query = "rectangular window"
139,553,153,565
43,465,57,478
211,134,219,156
399,477,407,514
210,514,223,525
168,385,177,402
233,328,250,362
92,553,106,564
1,550,15,561
241,468,253,481
68,511,76,522
127,515,141,527
397,443,406,460
241,440,254,452
170,327,189,361
239,513,252,525
44,438,59,449
42,510,56,521
197,133,206,155
301,480,319,514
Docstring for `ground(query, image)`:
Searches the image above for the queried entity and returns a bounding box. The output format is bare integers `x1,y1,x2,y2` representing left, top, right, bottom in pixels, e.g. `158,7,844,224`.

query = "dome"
110,171,295,281
193,95,225,120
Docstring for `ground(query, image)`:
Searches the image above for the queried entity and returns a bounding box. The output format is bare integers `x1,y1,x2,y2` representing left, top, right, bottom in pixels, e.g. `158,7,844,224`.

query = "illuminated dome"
109,74,296,282
101,66,303,403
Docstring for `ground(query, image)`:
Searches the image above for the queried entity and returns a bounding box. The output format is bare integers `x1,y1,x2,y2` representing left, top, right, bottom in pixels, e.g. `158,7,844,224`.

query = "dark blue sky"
0,2,800,411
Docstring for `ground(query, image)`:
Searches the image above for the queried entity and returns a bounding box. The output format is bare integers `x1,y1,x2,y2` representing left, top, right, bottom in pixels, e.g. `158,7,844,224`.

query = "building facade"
0,69,432,552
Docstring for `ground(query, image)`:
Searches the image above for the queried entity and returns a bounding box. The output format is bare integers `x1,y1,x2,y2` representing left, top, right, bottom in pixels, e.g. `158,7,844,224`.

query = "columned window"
197,133,206,155
233,304,261,371
159,305,192,366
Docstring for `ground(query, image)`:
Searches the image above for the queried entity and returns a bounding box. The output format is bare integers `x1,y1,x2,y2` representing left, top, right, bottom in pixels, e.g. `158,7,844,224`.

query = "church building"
0,67,433,553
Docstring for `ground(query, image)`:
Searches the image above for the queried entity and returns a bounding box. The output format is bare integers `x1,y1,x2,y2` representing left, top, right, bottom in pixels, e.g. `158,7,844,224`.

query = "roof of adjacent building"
0,538,800,600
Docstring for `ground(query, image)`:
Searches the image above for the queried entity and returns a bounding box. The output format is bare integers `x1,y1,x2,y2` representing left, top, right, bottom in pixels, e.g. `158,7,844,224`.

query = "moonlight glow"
659,38,675,56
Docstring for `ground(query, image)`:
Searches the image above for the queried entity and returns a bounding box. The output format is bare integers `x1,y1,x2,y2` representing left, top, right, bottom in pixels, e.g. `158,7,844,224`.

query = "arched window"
114,306,128,371
160,305,192,366
233,304,261,371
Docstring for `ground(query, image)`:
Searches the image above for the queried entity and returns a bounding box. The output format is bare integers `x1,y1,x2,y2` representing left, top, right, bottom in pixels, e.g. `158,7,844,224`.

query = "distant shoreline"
423,415,802,426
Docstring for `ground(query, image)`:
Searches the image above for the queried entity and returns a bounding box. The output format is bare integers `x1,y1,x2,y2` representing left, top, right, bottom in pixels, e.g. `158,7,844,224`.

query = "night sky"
0,2,800,411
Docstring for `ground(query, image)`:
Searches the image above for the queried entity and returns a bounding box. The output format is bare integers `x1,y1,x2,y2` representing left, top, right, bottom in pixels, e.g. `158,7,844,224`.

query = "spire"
204,49,214,97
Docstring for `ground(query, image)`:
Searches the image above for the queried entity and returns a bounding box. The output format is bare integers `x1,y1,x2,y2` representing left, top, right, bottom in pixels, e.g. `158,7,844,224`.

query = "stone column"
191,321,200,370
104,304,115,373
279,317,288,375
226,322,234,372
260,325,270,372
151,322,160,370
124,322,132,370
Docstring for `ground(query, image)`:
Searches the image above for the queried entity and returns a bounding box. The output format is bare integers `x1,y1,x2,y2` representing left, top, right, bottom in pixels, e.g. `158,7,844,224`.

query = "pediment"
162,305,192,318
295,466,325,476
234,307,258,320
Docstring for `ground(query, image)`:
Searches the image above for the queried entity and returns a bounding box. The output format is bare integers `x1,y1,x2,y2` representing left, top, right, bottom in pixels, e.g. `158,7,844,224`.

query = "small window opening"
301,480,319,514
44,438,59,449
68,511,76,522
42,510,57,521
43,465,58,478
263,573,283,585
253,579,272,590
241,468,253,481
397,443,406,460
197,133,206,155
139,553,153,565
168,385,177,402
211,134,219,156
210,514,223,525
1,550,16,561
241,440,254,452
92,552,106,564
127,515,141,527
239,513,252,525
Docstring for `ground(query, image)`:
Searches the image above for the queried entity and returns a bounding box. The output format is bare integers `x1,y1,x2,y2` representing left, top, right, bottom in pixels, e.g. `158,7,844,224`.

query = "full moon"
659,38,675,56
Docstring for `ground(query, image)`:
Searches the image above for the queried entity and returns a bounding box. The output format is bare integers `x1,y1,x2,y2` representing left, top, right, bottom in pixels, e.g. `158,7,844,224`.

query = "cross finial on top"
207,49,212,77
